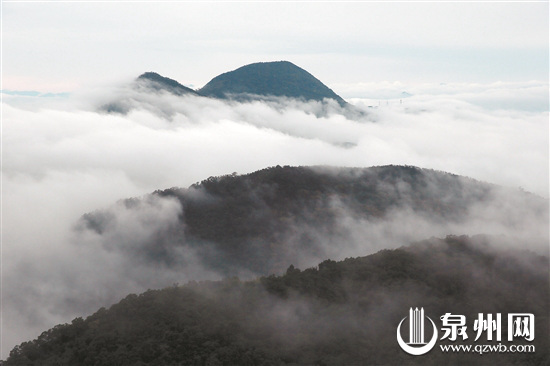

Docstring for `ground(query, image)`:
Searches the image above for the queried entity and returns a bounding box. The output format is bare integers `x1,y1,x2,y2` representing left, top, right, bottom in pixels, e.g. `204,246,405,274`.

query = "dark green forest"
78,165,547,276
4,235,548,365
197,61,347,106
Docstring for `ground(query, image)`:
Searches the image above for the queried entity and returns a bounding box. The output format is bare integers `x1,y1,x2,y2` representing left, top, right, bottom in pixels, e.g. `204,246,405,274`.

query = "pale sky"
2,1,549,93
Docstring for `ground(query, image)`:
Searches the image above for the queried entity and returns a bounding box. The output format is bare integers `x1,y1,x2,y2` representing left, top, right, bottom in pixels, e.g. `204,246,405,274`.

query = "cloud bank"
1,79,548,358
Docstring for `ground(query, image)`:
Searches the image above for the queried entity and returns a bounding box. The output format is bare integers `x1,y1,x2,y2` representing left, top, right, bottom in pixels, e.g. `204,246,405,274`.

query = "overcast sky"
2,1,549,93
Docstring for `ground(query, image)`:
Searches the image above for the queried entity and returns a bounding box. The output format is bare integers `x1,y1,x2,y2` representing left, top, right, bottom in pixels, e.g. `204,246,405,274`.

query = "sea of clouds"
1,79,548,358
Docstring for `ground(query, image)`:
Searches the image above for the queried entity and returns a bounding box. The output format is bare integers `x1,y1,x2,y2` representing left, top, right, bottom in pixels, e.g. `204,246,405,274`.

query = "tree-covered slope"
77,165,548,276
4,235,548,365
198,61,347,105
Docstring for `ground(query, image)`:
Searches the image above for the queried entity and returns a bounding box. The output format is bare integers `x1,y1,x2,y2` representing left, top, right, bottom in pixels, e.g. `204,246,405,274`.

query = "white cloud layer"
1,80,548,358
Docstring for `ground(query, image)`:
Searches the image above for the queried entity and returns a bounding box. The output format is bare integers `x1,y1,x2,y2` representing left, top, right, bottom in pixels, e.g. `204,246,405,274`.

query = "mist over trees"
4,235,547,365
4,163,547,364
77,165,548,277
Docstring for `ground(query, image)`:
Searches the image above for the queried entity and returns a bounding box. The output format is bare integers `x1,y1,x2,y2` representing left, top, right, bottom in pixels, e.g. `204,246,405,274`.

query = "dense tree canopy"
198,61,347,106
78,165,546,276
4,235,548,365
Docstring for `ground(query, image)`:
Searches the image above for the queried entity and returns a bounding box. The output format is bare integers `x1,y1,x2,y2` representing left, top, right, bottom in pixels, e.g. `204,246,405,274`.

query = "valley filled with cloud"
2,78,548,356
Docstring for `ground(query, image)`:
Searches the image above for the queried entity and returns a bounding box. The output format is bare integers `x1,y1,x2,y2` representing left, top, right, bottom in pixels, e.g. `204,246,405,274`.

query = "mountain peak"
137,72,199,96
198,61,347,105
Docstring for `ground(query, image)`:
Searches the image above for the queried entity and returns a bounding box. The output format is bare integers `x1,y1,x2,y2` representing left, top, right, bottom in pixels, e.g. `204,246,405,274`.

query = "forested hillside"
4,235,548,365
77,165,548,276
198,61,347,105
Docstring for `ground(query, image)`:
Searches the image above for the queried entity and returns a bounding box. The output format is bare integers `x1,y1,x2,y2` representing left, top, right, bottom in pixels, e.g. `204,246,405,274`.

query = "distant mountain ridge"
136,61,347,105
198,61,347,105
137,72,200,96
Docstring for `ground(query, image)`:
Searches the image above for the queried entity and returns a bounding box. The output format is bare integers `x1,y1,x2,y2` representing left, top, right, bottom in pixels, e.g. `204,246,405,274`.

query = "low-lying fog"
1,79,548,358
